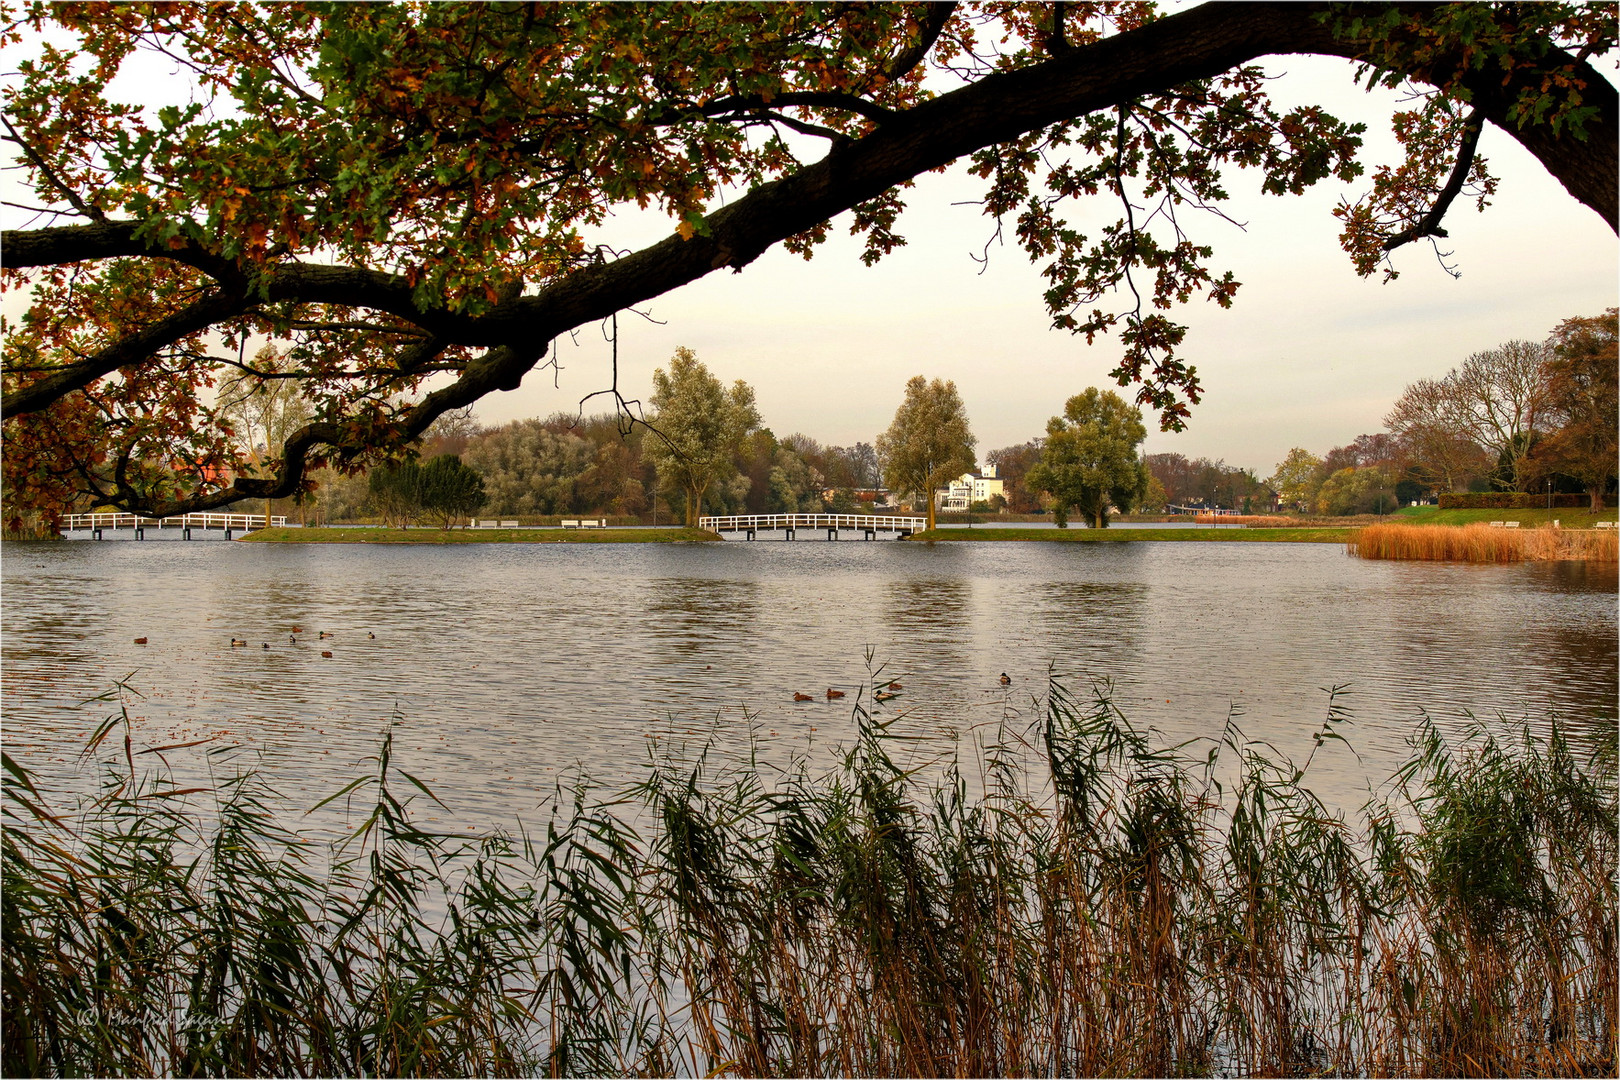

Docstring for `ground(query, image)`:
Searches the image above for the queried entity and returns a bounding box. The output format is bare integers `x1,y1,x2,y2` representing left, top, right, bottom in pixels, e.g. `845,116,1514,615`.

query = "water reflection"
2,539,1613,829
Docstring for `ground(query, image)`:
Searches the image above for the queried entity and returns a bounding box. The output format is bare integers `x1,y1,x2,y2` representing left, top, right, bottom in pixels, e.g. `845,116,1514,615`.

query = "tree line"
19,307,1608,530
1269,310,1617,515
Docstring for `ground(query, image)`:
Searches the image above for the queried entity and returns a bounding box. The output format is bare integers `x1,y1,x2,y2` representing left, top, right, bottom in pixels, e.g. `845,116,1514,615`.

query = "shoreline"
908,526,1356,543
241,526,721,544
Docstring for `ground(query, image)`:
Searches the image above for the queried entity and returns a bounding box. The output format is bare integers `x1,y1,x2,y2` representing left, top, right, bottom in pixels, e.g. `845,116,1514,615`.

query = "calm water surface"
3,538,1615,830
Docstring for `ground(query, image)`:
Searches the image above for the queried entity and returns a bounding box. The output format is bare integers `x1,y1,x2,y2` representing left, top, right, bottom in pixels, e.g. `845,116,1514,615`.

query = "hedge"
1437,492,1606,509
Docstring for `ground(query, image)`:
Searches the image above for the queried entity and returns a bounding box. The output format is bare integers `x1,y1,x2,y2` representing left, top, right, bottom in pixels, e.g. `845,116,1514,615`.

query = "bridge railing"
699,513,927,533
62,512,288,531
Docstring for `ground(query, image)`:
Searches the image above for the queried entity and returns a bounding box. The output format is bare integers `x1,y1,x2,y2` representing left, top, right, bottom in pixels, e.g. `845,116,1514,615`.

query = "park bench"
561,520,579,529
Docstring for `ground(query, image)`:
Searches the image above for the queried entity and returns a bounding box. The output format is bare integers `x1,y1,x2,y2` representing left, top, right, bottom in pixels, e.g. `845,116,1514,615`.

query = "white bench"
1488,521,1504,528
1504,521,1519,528
477,519,498,528
1596,520,1616,529
500,520,518,528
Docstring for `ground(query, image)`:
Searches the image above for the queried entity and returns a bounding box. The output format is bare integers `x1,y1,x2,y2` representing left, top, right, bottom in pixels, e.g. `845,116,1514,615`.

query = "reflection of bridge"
63,512,288,540
699,513,927,540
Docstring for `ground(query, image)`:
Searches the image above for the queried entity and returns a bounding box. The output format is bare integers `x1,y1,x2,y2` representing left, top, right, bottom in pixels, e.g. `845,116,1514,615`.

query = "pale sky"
4,22,1615,481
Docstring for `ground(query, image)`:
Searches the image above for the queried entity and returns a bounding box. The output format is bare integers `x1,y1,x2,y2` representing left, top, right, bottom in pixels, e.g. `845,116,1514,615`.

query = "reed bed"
4,678,1615,1077
1353,522,1620,563
1192,514,1298,527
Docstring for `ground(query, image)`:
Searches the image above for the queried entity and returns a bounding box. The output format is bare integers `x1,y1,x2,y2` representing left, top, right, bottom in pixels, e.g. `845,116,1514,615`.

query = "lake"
3,538,1614,832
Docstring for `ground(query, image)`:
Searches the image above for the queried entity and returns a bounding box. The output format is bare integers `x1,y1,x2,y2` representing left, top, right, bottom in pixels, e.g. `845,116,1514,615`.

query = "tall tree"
416,454,487,529
1268,448,1325,512
2,4,1614,520
643,347,761,527
1447,342,1552,491
877,375,976,531
1026,388,1150,528
1536,309,1619,510
1384,379,1493,494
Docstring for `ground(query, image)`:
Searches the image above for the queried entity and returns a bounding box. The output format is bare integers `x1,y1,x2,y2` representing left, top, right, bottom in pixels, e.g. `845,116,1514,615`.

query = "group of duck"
791,672,1010,704
130,625,374,659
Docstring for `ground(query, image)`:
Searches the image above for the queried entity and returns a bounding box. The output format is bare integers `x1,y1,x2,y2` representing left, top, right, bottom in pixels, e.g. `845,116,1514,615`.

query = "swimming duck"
321,650,333,658
999,672,1011,686
826,688,845,700
133,637,148,645
368,632,375,639
318,631,334,639
874,690,898,703
887,681,903,690
793,692,814,702
230,638,248,647
289,634,298,644
262,642,270,649
290,626,303,634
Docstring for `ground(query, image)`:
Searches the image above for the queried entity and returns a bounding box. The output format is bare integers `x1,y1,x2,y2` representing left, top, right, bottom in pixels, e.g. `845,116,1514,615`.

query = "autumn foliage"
1,3,1614,522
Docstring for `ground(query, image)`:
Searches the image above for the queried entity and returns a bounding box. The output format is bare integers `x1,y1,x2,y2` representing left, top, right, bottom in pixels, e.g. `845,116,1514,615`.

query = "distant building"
937,466,1006,511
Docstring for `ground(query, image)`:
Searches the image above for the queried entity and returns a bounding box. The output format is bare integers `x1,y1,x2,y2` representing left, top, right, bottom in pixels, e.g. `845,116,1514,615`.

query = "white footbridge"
62,511,287,540
699,513,927,540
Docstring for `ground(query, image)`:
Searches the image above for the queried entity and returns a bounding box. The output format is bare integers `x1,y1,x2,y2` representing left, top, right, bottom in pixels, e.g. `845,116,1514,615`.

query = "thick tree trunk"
685,482,701,528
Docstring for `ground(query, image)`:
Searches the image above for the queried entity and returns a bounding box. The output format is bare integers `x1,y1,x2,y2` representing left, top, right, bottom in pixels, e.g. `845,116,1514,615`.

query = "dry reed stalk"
1353,522,1620,563
1193,513,1297,526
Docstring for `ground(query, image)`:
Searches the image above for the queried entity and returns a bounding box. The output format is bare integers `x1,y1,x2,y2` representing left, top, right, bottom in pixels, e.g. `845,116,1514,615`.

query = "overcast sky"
4,19,1615,479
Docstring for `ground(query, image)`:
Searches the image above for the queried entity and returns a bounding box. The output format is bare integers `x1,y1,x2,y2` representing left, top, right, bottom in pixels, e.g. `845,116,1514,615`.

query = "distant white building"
937,465,1006,511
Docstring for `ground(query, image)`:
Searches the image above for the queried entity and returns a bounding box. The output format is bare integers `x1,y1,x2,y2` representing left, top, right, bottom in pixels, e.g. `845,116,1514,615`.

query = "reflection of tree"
883,579,972,659
1031,582,1149,674
644,579,762,654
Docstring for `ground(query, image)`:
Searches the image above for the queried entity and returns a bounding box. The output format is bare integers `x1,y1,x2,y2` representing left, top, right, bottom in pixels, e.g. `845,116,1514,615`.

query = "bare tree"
1386,342,1550,492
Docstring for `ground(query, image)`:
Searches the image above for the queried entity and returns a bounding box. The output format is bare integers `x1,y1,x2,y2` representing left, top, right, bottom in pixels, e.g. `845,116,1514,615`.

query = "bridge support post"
92,528,102,541
784,527,795,541
826,527,837,540
864,528,875,540
224,528,233,540
135,527,144,540
184,527,193,541
745,528,756,541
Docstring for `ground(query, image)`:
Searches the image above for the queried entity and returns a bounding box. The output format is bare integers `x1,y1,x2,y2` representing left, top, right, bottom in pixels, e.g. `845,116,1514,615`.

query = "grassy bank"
242,526,720,544
6,678,1613,1077
1396,505,1619,528
912,526,1355,543
1354,522,1619,563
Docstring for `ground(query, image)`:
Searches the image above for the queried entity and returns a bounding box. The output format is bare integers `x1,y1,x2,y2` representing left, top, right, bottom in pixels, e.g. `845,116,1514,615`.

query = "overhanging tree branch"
1380,106,1485,252
3,1,1615,518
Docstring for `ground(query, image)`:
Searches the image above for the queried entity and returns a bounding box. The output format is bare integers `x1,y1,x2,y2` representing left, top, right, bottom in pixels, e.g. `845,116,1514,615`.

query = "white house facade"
937,465,1006,511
